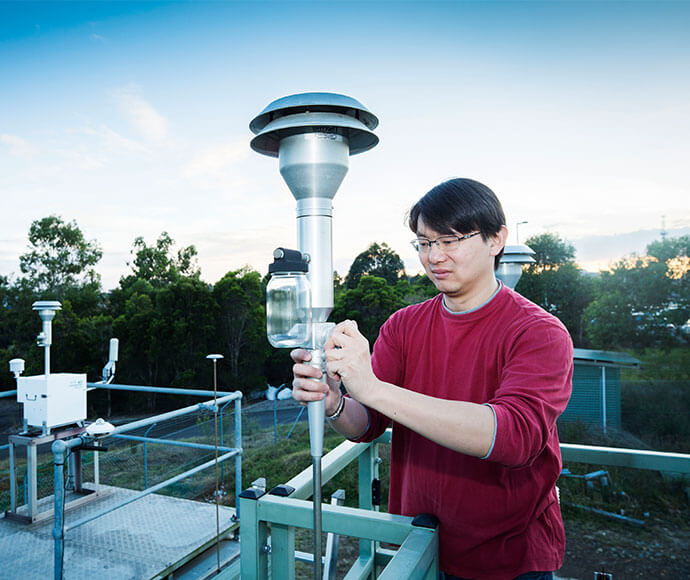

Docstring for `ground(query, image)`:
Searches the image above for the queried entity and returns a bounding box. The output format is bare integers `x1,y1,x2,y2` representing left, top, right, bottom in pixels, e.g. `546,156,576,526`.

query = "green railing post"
271,523,296,580
357,441,379,577
239,489,269,580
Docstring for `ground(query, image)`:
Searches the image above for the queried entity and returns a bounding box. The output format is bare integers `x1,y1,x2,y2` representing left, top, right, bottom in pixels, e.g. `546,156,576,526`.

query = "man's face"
415,216,504,300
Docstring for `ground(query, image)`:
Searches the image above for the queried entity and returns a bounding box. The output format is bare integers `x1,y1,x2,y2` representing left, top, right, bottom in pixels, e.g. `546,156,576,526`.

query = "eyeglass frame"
410,231,482,253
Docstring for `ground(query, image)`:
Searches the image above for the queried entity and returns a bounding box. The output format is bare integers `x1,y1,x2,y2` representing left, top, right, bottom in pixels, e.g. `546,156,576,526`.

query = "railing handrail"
560,442,690,474
51,384,243,580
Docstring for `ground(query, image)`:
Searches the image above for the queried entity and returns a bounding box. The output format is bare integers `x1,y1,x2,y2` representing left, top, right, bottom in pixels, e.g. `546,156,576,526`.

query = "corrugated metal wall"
559,364,621,429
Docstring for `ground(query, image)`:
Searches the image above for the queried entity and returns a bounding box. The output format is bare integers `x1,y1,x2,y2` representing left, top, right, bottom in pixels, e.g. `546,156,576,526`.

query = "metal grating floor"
0,484,239,580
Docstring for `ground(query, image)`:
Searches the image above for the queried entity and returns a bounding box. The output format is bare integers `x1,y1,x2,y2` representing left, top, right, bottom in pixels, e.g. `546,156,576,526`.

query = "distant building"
560,348,641,432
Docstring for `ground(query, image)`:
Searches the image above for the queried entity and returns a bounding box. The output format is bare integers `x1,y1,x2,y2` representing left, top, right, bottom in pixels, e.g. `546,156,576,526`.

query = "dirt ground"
296,510,690,579
557,513,690,579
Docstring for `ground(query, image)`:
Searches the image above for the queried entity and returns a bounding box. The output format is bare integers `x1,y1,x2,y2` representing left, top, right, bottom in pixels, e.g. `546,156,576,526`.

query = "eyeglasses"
410,231,481,254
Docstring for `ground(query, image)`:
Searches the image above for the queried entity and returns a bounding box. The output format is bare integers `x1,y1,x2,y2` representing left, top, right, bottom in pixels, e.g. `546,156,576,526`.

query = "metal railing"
0,390,18,454
51,383,244,580
234,429,690,580
237,429,439,580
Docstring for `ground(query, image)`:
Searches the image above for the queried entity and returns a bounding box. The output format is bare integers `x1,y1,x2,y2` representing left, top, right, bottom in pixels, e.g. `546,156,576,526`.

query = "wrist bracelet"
326,393,345,421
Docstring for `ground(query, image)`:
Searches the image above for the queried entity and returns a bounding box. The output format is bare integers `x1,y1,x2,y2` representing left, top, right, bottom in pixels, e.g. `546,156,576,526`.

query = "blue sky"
1,1,689,289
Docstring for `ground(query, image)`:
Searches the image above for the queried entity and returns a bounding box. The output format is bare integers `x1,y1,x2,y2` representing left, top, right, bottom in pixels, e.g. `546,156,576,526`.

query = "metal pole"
110,392,240,436
601,366,607,434
114,434,237,453
220,399,233,484
287,406,305,440
143,423,157,489
234,396,242,520
308,348,327,579
52,440,67,580
89,382,236,398
9,441,16,512
213,357,221,573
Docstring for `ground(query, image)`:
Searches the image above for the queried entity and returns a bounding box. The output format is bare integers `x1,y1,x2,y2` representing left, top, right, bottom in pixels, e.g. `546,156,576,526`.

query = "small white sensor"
85,418,115,438
9,358,25,379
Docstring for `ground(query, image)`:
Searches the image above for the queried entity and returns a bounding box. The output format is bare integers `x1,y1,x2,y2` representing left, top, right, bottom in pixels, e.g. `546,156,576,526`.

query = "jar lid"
269,248,309,274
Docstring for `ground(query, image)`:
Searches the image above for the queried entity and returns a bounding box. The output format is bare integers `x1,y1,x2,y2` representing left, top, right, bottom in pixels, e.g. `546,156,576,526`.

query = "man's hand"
324,320,377,404
291,348,342,416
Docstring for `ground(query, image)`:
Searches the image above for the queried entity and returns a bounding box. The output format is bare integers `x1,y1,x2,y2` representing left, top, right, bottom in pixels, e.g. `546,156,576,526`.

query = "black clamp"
411,513,439,529
371,478,381,506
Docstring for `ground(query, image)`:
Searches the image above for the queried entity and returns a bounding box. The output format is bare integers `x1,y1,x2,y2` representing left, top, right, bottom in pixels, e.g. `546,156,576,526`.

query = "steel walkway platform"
0,484,239,580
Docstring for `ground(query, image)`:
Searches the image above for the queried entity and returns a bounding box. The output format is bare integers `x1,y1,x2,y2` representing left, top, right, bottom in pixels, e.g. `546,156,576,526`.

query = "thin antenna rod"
207,353,224,573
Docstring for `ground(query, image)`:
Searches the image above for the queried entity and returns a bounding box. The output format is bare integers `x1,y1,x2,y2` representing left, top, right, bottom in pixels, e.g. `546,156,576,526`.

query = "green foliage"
584,236,689,350
213,268,267,391
19,215,102,296
524,232,576,270
122,232,200,288
516,232,594,346
623,347,690,382
332,275,406,343
345,242,405,289
1,214,108,389
517,262,595,346
646,235,690,262
402,274,438,304
621,379,690,453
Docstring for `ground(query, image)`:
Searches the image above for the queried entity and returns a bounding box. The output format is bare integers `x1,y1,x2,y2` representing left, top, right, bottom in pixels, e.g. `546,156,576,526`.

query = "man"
292,178,573,580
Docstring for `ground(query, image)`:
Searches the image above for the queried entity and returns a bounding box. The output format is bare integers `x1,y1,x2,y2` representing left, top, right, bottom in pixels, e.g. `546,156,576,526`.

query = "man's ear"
489,225,509,257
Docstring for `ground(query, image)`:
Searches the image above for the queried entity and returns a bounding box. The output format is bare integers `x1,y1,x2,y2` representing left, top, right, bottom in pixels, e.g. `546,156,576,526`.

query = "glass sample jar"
266,249,312,348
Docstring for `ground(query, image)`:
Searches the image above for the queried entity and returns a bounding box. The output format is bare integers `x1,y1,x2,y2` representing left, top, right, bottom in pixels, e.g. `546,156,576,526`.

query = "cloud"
90,33,108,43
113,87,168,142
573,227,690,271
83,125,151,156
182,142,248,180
1,134,36,156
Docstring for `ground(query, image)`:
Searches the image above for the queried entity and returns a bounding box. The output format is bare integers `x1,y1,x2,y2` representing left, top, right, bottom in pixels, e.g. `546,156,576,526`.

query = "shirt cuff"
480,403,497,460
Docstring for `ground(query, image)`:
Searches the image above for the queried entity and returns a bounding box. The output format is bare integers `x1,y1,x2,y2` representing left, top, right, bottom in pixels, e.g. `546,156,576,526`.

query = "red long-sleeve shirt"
353,285,573,579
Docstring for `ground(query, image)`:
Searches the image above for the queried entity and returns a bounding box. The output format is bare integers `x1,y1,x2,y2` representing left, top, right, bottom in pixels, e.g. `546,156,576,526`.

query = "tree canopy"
2,218,688,403
523,232,575,270
584,236,689,349
516,232,593,345
19,215,102,296
345,242,405,288
123,232,200,288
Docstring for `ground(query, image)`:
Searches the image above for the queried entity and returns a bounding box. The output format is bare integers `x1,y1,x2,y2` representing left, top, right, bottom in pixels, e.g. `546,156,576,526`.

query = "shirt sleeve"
484,321,573,468
348,312,403,443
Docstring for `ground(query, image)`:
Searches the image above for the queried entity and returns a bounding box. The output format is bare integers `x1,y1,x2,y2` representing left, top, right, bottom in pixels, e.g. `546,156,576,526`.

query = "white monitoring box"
17,373,87,430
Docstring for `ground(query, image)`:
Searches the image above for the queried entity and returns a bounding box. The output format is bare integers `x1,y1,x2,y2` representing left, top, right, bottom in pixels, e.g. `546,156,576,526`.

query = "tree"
584,236,690,350
647,235,690,264
345,242,405,288
123,232,199,288
332,276,406,342
19,215,102,296
516,233,594,345
214,268,266,391
524,232,575,271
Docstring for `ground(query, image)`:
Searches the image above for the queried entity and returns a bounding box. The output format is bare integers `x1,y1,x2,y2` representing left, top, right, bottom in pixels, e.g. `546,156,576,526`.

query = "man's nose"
428,242,446,263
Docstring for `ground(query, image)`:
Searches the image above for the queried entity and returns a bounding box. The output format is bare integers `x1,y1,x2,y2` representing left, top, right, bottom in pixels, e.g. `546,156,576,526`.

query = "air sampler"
6,300,117,523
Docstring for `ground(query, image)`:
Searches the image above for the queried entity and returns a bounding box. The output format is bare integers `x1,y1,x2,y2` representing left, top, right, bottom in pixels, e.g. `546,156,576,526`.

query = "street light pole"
516,220,528,245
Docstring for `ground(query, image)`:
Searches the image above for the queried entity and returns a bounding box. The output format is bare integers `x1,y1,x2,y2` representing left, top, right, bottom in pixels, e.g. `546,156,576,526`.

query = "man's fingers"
339,319,359,336
290,348,311,363
325,321,358,349
292,377,328,402
293,362,322,379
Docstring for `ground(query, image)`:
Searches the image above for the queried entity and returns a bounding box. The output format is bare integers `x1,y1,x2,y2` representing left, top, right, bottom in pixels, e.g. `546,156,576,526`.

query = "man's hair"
408,178,506,270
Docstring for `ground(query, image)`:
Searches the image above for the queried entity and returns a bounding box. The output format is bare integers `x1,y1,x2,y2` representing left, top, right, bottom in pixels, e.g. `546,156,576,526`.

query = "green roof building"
560,348,641,432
